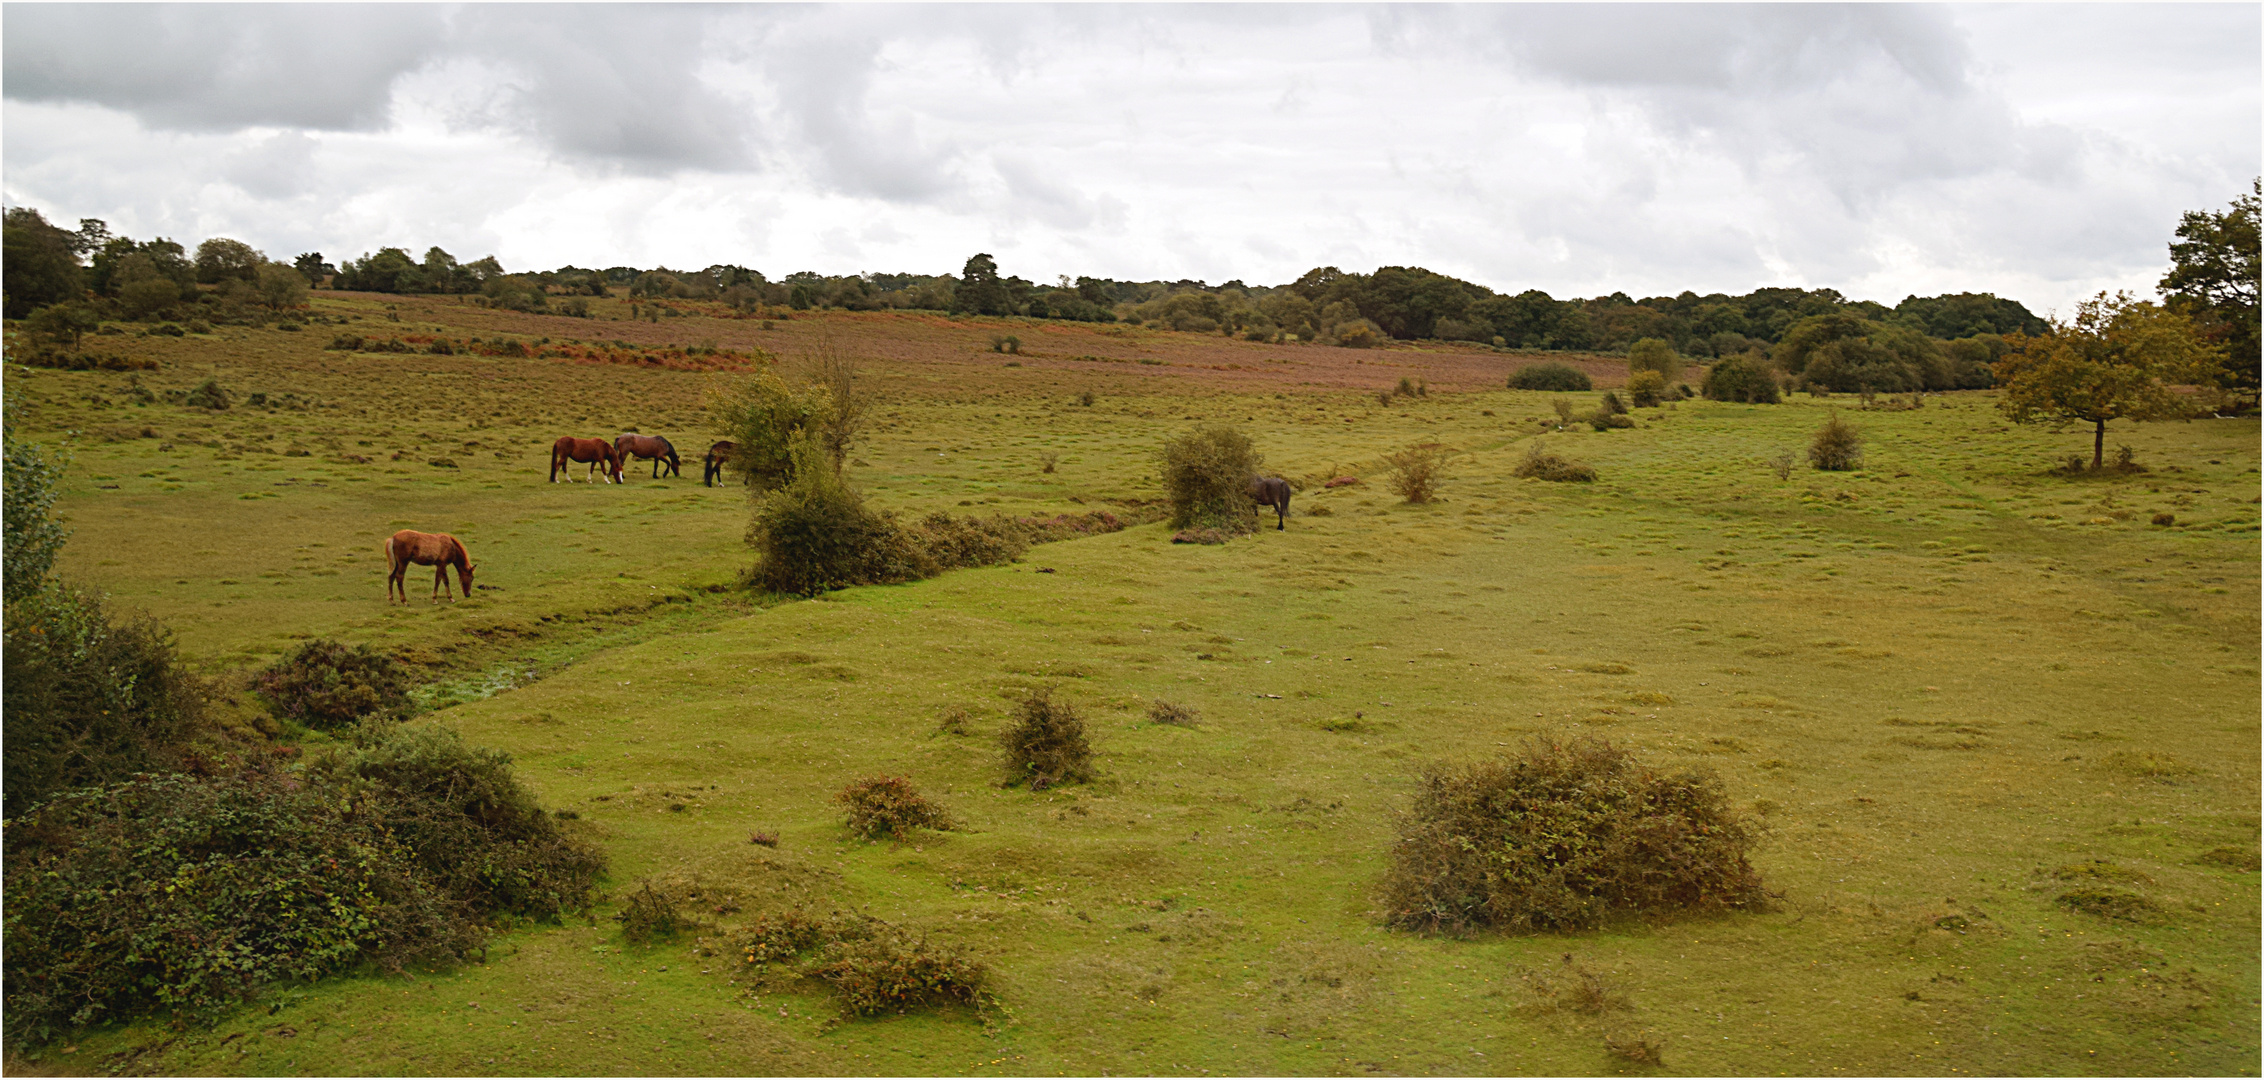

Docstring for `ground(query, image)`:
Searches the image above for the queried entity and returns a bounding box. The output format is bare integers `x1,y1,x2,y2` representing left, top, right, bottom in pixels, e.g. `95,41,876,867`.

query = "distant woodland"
5,179,2256,393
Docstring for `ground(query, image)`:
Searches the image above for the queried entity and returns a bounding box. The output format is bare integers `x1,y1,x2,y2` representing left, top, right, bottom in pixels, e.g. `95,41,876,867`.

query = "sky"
3,3,2257,316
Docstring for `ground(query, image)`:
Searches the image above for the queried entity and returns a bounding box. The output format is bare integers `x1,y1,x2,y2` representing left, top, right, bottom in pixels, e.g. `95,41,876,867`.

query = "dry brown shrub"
1000,685,1093,790
834,775,954,840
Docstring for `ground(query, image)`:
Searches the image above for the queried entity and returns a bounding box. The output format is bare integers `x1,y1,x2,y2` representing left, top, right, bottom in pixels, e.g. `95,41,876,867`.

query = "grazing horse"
550,436,621,483
703,440,737,487
387,530,474,603
614,434,681,480
1248,476,1292,530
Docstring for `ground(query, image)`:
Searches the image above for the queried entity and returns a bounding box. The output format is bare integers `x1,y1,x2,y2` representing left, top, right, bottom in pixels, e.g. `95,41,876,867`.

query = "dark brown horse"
702,440,737,487
387,530,474,603
550,436,621,483
1248,476,1292,530
614,434,681,479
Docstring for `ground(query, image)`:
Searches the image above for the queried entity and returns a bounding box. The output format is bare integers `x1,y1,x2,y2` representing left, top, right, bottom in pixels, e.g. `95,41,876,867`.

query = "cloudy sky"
4,3,2256,314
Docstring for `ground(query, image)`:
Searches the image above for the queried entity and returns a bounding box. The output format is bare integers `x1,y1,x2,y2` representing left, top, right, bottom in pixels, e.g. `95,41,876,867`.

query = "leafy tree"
3,208,83,318
293,252,334,284
254,261,309,310
1891,292,2046,339
951,253,1012,316
1701,352,1781,403
482,275,548,312
335,247,423,293
193,238,264,284
1994,292,2224,469
1626,338,1681,382
1775,313,1952,392
2160,178,2261,390
24,302,101,351
709,369,832,492
112,253,190,320
4,410,69,605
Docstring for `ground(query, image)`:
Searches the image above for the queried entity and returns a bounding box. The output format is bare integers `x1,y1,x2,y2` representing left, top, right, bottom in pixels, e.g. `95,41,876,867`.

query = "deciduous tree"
1995,292,2224,469
2160,178,2260,390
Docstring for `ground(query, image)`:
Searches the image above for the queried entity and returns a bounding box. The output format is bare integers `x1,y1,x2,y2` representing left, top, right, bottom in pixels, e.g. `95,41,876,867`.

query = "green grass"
6,305,2258,1075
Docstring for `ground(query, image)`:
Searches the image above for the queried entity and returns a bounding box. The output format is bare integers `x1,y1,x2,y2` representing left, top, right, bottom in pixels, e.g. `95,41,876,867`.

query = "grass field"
7,294,2259,1076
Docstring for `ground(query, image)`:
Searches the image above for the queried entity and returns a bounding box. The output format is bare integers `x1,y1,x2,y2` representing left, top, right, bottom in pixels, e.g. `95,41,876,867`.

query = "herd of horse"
546,433,737,486
392,435,1289,603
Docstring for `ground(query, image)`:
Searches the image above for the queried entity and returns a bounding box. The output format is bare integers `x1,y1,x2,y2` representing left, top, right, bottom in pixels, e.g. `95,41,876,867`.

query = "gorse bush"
1382,444,1451,503
747,436,902,595
1000,685,1094,791
1808,413,1864,471
1378,737,1765,934
1159,425,1262,533
812,931,990,1017
2,585,207,817
1625,370,1668,408
1147,700,1200,726
835,775,955,840
616,882,689,944
1513,442,1596,483
253,638,412,729
1702,353,1781,403
1509,363,1592,391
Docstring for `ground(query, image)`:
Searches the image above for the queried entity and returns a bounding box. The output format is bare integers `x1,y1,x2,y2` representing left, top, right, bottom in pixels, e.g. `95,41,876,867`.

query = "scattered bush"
1587,411,1634,431
1599,390,1627,416
253,639,412,729
989,334,1021,354
1513,442,1596,483
1378,736,1766,934
1000,685,1094,791
1148,700,1200,726
1382,444,1451,503
1604,1032,1666,1067
1767,449,1795,481
835,775,955,840
897,511,1028,575
1077,391,1096,406
1393,376,1428,398
812,931,990,1016
1039,450,1059,473
2152,512,2177,526
1625,370,1668,408
1509,362,1592,391
934,705,975,737
747,437,902,595
1159,425,1262,534
1807,413,1863,471
739,908,840,964
183,377,233,410
708,369,833,493
616,881,688,943
2,585,207,817
1701,353,1780,403
2054,886,2159,922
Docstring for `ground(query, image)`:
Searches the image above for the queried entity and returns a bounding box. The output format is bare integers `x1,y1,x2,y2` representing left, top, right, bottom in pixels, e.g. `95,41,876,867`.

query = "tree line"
6,180,2253,391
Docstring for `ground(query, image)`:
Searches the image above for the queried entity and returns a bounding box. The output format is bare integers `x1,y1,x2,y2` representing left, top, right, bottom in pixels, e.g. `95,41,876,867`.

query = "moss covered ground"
6,294,2257,1075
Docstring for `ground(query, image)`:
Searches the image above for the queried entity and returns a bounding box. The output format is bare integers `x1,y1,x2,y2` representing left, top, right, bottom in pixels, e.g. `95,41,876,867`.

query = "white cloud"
2,3,2254,313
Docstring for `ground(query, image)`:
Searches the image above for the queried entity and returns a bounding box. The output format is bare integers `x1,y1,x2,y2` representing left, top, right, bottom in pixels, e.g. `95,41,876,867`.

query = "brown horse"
550,436,621,483
386,530,474,603
1248,476,1292,530
614,434,681,479
702,440,737,487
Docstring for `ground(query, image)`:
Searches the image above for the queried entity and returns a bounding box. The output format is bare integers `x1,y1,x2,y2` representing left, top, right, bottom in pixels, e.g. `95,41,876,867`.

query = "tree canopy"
1994,292,2224,468
2160,178,2261,391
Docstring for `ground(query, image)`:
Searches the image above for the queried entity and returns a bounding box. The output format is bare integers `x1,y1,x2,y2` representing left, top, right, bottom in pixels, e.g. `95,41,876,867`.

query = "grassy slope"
6,300,2259,1076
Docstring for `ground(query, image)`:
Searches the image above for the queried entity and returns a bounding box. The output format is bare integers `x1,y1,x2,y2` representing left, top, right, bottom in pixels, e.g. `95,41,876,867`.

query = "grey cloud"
2,4,447,131
223,131,320,200
729,9,969,201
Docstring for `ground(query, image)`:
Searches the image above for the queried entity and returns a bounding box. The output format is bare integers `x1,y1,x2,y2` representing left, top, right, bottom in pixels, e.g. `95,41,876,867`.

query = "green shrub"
897,512,1028,574
1513,442,1596,483
708,369,832,492
747,437,904,595
1587,412,1635,431
1509,363,1592,391
4,413,69,605
739,908,841,964
811,931,989,1016
2,770,476,1042
1626,337,1681,383
1159,425,1262,533
1701,354,1780,403
1807,413,1863,471
2054,886,2159,922
835,775,954,840
313,723,605,920
2,585,206,817
1382,444,1450,503
989,334,1021,354
1625,370,1668,408
1000,685,1093,791
252,638,411,729
1378,737,1765,934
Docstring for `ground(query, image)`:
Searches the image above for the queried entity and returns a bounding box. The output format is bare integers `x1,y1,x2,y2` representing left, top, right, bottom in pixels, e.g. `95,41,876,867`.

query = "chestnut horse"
550,436,621,483
1248,476,1292,530
387,530,474,603
702,440,737,487
614,434,681,479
